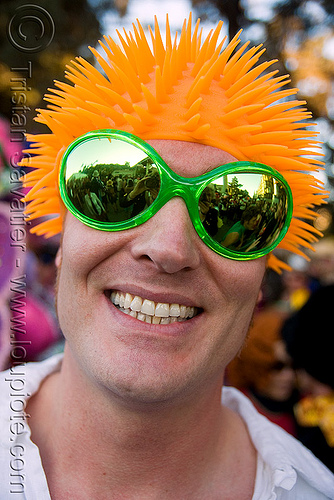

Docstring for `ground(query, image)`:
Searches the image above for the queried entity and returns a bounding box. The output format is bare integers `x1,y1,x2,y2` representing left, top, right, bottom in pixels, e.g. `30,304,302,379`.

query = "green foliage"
0,0,101,132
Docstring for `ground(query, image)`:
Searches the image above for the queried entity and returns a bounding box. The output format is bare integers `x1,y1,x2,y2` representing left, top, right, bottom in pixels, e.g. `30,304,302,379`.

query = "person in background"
199,185,219,237
227,295,297,436
281,254,313,312
282,284,334,472
222,205,260,250
307,236,334,287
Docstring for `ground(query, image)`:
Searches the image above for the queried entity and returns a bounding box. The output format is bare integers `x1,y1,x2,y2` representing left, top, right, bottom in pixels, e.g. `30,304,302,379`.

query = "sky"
99,0,292,37
65,137,149,179
100,0,227,41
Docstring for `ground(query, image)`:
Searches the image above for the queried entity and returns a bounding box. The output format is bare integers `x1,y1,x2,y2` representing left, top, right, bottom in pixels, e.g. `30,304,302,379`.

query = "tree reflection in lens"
64,139,288,253
198,173,288,252
64,138,161,222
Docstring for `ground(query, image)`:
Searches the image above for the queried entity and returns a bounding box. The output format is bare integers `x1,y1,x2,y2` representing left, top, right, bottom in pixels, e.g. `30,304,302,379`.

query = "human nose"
130,198,202,274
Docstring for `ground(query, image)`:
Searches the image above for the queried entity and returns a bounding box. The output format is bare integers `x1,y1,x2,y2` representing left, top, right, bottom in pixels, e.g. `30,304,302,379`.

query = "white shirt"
1,354,333,500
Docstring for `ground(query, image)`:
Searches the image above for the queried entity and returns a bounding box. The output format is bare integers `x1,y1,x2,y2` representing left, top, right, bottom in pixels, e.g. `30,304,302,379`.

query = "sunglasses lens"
63,137,161,223
62,134,290,259
198,172,289,255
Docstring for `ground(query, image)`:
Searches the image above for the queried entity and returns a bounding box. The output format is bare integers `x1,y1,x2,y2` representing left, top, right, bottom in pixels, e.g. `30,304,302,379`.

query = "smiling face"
244,216,259,231
56,140,266,406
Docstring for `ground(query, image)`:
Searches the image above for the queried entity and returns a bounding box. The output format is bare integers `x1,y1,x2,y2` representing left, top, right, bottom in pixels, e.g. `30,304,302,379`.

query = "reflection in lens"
64,137,161,222
198,172,288,253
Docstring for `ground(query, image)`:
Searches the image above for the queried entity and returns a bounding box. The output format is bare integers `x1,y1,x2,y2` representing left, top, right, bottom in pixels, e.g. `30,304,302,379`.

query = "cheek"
61,216,104,272
229,260,265,322
203,253,266,338
208,258,266,363
55,216,117,335
215,257,265,304
58,213,128,277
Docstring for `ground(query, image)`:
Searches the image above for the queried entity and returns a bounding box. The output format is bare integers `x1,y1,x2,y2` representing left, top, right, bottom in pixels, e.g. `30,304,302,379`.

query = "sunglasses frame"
59,129,293,261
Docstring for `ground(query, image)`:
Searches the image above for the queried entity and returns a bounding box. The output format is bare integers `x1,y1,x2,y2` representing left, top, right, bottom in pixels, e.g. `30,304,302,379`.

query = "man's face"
56,140,266,405
244,216,259,231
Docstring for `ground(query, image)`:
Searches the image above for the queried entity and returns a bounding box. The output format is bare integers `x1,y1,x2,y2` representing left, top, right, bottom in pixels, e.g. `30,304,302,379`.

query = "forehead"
147,139,237,177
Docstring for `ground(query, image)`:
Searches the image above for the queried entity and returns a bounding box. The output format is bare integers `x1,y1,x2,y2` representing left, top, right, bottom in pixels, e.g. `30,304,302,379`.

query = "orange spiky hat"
21,14,327,272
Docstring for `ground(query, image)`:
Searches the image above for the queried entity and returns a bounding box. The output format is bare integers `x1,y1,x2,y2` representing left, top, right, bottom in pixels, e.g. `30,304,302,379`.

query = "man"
222,205,260,250
1,14,333,499
282,283,334,472
308,236,334,286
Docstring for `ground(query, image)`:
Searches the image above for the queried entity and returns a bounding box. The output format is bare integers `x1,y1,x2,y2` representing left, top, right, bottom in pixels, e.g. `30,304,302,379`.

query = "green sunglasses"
59,129,293,261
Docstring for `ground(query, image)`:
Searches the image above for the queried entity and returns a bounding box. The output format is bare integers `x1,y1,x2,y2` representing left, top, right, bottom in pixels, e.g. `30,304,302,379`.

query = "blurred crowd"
1,114,334,471
0,116,64,372
227,238,334,472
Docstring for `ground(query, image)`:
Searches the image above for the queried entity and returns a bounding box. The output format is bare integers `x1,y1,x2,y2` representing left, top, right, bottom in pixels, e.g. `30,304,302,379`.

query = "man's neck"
26,350,256,499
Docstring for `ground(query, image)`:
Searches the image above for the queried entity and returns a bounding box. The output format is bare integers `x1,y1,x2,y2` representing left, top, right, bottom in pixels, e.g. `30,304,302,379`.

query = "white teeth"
137,313,146,322
124,293,133,309
130,295,142,312
155,303,170,318
141,299,155,316
112,291,120,306
110,291,197,324
180,305,187,318
170,304,180,317
186,306,194,318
